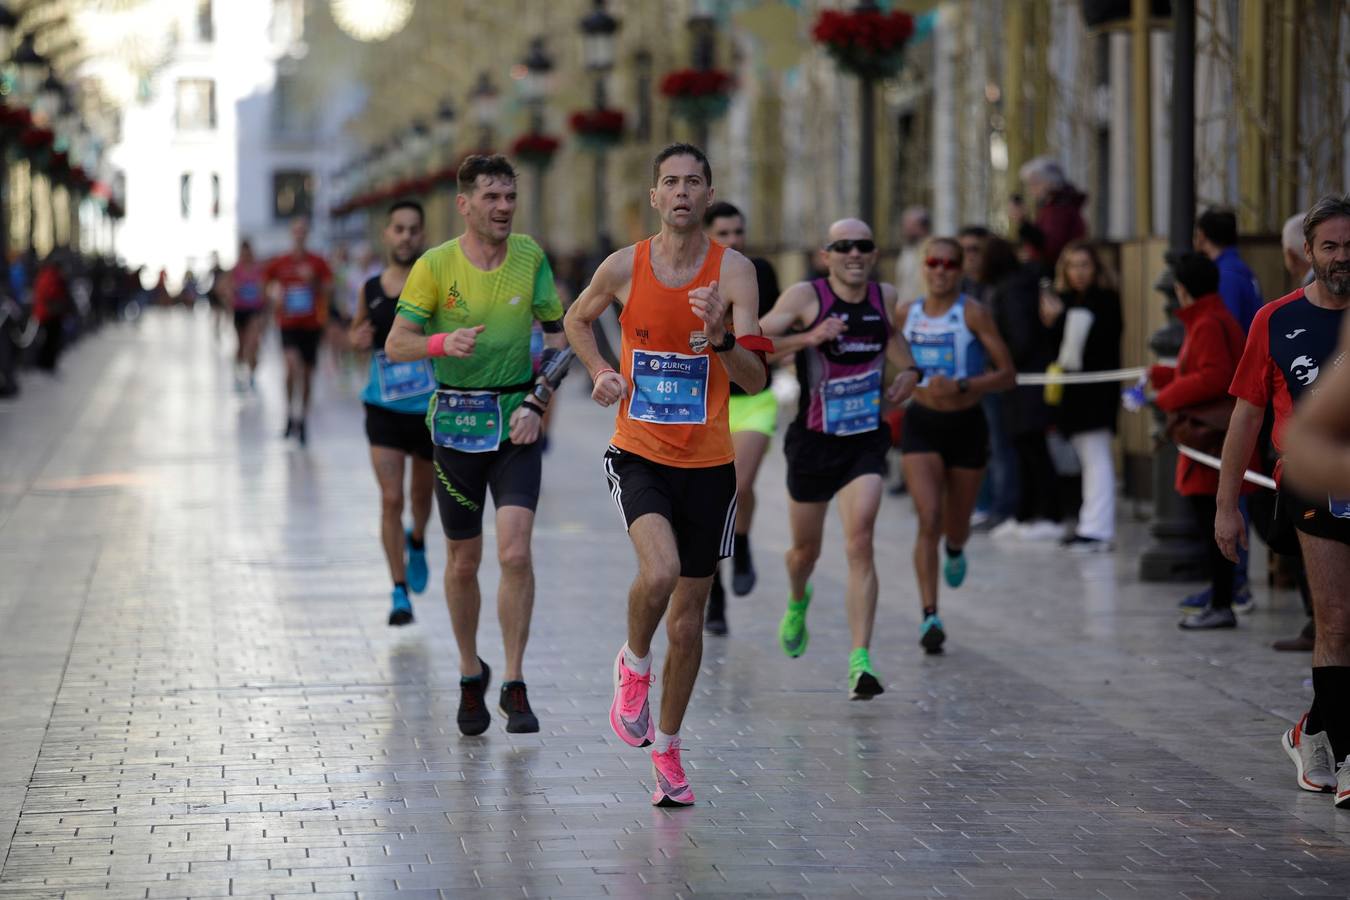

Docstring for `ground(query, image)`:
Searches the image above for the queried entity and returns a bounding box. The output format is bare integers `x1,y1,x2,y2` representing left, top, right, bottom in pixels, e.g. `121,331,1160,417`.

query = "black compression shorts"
433,439,542,540
280,327,321,367
899,403,990,470
364,403,433,460
783,422,890,504
603,445,736,578
233,309,262,334
1281,487,1350,546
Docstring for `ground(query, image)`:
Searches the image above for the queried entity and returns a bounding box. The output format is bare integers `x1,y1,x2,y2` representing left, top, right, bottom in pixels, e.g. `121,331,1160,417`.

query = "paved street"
2,310,1349,899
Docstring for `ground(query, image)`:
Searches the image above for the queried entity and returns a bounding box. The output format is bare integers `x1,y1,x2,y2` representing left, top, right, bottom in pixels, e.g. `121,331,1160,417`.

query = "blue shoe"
943,550,967,588
1180,583,1254,613
1178,587,1210,610
388,585,414,626
405,531,429,594
920,614,946,655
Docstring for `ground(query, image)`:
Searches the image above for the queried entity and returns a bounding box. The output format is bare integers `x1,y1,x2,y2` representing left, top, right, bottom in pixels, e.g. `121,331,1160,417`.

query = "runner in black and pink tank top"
793,278,892,435
758,219,923,701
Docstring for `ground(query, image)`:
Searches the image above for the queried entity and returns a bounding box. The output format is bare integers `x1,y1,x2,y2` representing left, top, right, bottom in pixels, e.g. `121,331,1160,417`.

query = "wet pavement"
1,310,1348,899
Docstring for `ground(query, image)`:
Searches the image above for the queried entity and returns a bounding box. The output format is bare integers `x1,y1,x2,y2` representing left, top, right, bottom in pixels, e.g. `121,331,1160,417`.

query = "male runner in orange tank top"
564,144,769,807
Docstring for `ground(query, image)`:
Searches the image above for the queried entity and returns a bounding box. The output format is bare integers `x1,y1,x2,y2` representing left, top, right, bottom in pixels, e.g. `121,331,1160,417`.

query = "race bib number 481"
627,351,710,425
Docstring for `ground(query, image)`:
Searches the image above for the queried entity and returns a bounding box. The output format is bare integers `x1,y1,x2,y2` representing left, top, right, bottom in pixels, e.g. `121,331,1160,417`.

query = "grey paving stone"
3,313,1350,899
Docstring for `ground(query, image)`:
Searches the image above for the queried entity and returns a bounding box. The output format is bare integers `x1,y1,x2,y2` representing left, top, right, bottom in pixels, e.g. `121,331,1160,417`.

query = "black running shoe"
296,420,307,447
920,614,946,655
731,535,756,596
457,658,492,736
283,418,295,439
499,681,540,733
705,575,727,636
731,551,756,596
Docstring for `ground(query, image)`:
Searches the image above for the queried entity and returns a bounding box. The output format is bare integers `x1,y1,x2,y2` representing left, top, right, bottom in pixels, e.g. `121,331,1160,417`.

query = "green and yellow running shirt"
397,234,563,419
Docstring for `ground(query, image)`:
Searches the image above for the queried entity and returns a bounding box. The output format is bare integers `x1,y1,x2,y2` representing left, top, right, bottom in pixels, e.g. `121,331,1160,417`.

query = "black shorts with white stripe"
602,445,737,579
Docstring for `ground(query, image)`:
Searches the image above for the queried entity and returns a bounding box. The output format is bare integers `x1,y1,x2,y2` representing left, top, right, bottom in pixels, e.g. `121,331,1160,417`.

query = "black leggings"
1189,495,1234,609
37,319,63,371
1012,432,1062,523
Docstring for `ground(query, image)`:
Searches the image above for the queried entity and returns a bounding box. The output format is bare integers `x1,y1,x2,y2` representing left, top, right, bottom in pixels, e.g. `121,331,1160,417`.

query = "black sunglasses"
826,239,876,254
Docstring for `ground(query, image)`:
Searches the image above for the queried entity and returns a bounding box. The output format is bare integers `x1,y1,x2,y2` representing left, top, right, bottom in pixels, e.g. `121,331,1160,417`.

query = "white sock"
653,728,678,754
623,644,651,675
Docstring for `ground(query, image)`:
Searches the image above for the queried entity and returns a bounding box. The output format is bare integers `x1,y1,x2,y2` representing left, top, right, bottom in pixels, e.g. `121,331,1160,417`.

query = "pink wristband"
594,366,616,378
426,333,449,357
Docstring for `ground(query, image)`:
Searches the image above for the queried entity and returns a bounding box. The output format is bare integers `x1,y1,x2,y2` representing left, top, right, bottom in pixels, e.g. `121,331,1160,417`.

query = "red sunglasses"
924,257,961,271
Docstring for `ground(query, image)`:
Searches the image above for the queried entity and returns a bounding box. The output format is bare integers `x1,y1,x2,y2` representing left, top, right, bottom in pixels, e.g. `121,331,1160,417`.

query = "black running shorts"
433,439,542,541
280,327,321,367
783,422,890,504
899,402,990,470
364,403,433,460
602,445,736,578
233,309,261,334
1280,487,1350,546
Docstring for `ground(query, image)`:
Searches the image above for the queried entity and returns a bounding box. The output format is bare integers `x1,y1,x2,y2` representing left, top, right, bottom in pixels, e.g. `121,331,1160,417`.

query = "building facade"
109,0,338,289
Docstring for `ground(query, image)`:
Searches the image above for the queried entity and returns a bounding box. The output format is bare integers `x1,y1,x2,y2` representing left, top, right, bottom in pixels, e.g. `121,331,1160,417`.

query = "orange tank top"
610,237,733,468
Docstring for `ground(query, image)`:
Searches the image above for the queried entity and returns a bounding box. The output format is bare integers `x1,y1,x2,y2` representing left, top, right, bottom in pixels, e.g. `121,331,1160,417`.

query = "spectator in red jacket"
32,254,71,372
1150,252,1253,630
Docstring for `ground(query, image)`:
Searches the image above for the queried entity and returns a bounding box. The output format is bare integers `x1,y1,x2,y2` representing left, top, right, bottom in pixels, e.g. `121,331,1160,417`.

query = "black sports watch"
957,377,971,394
531,382,553,405
712,331,737,353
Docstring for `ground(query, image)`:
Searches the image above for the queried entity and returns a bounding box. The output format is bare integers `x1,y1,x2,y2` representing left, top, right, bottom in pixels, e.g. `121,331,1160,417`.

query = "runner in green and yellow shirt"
385,155,571,738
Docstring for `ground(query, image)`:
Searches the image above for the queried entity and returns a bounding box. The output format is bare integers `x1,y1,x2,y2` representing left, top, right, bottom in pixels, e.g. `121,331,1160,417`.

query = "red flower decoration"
811,8,914,79
19,127,54,151
568,109,625,136
0,103,33,131
510,132,562,166
659,68,734,99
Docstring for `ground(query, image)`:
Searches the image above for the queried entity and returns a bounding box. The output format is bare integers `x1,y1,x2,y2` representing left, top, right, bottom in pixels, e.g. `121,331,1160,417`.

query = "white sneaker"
1282,713,1336,793
990,519,1022,540
1065,535,1114,554
1020,520,1065,541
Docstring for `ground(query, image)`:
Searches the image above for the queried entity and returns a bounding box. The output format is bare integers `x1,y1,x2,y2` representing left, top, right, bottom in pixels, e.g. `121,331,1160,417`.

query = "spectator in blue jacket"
1194,208,1262,333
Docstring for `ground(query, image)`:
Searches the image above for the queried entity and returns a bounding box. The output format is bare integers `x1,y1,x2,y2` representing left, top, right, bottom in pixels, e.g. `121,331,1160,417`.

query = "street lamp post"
434,98,456,150
520,37,554,240
433,99,457,229
10,35,48,254
855,0,878,227
0,4,19,265
686,9,715,150
470,72,499,152
1140,0,1206,581
633,48,653,142
0,4,15,61
11,33,45,106
404,119,431,182
579,0,619,252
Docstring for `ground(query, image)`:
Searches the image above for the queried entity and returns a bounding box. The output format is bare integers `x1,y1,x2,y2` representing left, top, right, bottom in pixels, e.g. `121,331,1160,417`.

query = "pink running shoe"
610,646,654,748
651,740,694,807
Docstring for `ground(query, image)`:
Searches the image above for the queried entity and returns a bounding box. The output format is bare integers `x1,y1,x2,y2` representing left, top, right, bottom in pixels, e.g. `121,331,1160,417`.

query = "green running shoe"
848,648,884,700
778,585,812,658
943,550,967,588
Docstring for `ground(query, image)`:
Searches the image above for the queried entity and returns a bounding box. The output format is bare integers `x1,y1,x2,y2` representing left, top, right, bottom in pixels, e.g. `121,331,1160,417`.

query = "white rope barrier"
1176,444,1278,491
1014,366,1148,386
